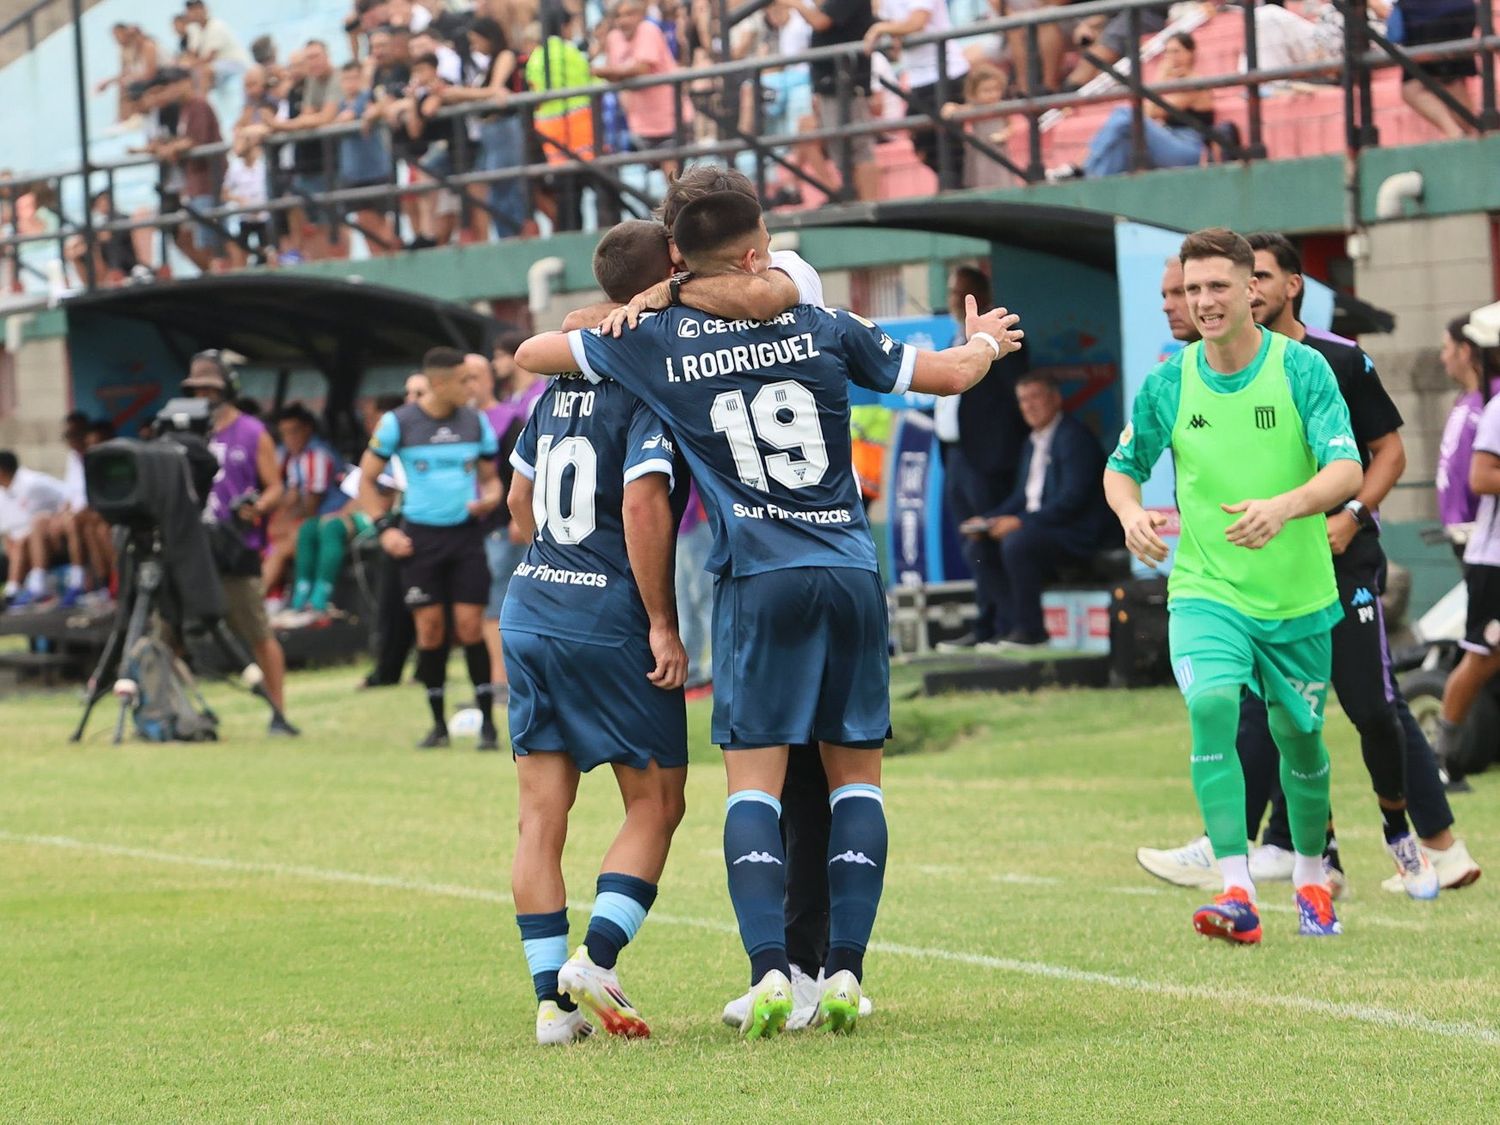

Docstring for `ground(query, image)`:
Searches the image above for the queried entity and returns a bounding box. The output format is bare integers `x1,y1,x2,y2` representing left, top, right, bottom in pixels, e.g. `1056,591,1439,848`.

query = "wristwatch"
667,272,691,306
374,514,399,534
1343,499,1372,528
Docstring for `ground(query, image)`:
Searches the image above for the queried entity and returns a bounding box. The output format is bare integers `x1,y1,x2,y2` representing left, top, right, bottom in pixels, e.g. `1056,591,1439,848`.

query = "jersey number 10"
711,380,829,491
532,434,598,544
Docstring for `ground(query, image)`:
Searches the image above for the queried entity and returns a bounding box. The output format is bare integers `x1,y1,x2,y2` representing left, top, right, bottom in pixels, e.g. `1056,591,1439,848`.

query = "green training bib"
1169,333,1338,620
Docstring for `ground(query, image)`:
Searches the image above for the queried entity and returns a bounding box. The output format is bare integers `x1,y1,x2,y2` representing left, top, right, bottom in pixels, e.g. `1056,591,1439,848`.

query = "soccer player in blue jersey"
357,347,503,749
516,192,1023,1037
504,220,693,1045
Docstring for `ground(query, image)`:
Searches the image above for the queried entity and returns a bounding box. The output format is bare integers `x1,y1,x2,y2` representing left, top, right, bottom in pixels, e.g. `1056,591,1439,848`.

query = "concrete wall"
1354,214,1497,523
0,326,70,477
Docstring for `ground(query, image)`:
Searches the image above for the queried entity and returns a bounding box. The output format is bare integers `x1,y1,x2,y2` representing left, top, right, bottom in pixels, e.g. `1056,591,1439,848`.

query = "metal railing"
1,0,1496,293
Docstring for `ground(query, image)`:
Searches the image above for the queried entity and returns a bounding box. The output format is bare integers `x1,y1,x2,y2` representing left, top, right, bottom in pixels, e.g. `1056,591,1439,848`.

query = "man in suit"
965,372,1118,647
934,265,1030,646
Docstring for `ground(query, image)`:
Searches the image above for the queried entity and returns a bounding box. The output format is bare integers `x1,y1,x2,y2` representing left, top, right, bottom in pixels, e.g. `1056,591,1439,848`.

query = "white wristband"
970,331,1001,359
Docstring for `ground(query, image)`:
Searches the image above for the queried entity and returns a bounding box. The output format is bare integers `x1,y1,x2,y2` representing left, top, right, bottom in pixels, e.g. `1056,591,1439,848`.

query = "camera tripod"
71,526,289,743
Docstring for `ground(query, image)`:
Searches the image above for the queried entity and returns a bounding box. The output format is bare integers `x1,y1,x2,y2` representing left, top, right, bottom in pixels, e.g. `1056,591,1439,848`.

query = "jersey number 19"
710,380,828,491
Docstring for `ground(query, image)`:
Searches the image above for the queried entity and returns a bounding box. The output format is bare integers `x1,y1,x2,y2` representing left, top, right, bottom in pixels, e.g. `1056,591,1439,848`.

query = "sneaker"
5,589,41,612
1136,835,1221,889
1191,886,1262,944
267,715,301,737
416,727,450,750
1384,832,1440,900
477,726,500,752
996,629,1050,650
811,969,863,1034
935,632,986,653
535,999,594,1046
1383,839,1481,893
789,967,875,1030
558,945,650,1038
1294,883,1342,936
740,969,793,1040
1248,843,1295,883
58,585,84,610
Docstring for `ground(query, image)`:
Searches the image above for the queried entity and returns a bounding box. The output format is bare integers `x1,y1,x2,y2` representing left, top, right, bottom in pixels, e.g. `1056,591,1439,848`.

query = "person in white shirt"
184,0,250,91
864,0,970,185
0,451,73,610
963,372,1119,647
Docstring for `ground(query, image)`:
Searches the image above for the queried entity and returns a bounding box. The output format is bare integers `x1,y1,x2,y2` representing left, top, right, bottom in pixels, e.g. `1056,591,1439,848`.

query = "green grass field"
4,665,1498,1122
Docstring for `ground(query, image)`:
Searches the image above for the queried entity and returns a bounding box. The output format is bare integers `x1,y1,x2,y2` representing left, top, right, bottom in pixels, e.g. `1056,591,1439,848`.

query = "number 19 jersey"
568,304,915,578
501,375,687,646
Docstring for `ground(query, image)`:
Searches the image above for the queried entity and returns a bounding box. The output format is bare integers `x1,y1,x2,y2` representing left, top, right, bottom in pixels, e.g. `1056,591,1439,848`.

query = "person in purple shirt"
1436,314,1500,541
183,352,299,735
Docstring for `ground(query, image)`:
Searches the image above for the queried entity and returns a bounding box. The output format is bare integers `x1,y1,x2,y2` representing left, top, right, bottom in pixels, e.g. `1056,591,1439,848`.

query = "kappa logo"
732,851,783,865
829,850,879,867
1188,414,1211,429
1350,587,1375,608
678,319,701,339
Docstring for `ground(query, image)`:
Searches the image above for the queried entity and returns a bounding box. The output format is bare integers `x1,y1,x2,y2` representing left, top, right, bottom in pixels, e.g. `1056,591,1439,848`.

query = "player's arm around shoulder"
514,332,579,376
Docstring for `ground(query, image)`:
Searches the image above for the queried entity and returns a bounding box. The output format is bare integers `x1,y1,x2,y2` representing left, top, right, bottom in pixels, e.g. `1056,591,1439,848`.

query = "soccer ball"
449,708,484,738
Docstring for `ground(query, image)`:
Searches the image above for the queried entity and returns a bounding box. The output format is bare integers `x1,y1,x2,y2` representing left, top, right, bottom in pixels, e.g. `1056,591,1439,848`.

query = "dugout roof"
62,273,494,373
773,199,1394,335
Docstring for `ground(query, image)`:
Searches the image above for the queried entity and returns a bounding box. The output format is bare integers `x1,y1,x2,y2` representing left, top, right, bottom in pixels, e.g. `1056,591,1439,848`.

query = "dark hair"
89,419,117,441
1167,31,1196,53
274,402,318,428
1447,315,1475,348
1246,231,1301,275
950,264,991,309
411,52,440,69
658,166,756,231
374,393,405,413
423,345,467,371
469,16,507,54
1016,371,1059,392
494,330,528,358
341,60,363,73
594,221,673,303
0,450,17,476
251,34,276,64
1179,227,1254,271
672,191,763,261
65,409,90,427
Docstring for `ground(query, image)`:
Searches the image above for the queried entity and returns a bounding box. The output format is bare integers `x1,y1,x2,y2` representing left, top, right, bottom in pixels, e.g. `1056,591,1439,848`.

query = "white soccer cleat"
739,970,793,1040
811,969,863,1034
1135,835,1221,889
721,988,751,1029
1248,843,1296,883
1382,838,1481,894
788,966,875,1030
1382,833,1440,900
535,1000,594,1046
557,945,649,1038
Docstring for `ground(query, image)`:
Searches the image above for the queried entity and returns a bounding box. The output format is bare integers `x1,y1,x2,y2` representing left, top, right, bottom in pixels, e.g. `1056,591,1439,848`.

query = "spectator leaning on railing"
183,1,250,94
96,23,159,123
596,0,695,178
1396,0,1481,139
784,0,881,201
334,60,400,255
142,68,229,273
1079,31,1214,178
438,18,530,241
863,0,971,186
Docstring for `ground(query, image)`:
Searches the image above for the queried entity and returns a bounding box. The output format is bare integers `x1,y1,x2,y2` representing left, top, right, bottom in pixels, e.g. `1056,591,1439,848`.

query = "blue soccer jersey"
369,402,498,526
568,305,914,577
501,374,688,646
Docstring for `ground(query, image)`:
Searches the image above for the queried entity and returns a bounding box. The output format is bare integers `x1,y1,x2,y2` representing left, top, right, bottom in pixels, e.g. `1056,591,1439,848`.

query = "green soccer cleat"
740,970,793,1040
812,969,863,1034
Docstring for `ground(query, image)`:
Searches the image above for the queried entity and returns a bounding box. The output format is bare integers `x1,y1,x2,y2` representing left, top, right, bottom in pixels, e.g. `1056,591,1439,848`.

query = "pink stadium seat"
875,136,940,200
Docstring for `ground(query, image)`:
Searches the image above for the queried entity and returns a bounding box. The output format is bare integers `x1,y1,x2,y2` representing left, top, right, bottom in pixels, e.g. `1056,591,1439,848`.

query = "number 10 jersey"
501,374,687,646
568,304,915,579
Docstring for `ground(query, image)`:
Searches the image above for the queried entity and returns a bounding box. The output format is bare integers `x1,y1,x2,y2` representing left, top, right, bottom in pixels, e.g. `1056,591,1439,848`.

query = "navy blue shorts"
711,566,890,750
502,628,688,772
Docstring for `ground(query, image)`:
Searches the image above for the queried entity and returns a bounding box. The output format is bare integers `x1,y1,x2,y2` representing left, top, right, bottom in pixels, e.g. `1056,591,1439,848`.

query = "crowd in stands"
0,0,1491,286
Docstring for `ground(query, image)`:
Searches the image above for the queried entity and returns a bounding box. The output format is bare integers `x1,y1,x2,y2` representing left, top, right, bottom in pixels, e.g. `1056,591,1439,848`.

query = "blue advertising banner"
885,409,945,586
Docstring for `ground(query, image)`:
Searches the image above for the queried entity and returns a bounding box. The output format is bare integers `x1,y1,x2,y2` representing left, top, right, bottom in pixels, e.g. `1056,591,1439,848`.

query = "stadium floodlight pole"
70,0,97,291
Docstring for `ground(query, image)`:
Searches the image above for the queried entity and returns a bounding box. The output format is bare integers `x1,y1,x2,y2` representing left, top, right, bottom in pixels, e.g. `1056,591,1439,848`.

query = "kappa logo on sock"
732,851,783,865
829,850,879,867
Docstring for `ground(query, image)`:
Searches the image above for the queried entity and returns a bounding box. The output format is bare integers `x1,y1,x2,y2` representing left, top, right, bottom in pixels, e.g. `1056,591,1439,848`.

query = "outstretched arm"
907,298,1024,395
514,332,578,375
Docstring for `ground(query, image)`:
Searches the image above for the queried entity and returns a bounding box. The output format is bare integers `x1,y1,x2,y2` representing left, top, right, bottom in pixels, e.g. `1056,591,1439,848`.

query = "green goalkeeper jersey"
1107,326,1361,628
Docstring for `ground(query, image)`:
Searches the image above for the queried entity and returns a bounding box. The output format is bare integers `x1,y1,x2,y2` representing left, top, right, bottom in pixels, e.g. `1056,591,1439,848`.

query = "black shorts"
1462,563,1500,656
1405,14,1479,82
399,520,490,609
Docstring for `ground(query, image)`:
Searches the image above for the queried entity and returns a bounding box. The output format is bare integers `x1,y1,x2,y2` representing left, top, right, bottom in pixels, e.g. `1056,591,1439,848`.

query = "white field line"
3,831,1494,1046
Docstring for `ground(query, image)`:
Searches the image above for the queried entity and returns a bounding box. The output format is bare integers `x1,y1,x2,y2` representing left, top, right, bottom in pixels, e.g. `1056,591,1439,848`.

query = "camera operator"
182,351,300,737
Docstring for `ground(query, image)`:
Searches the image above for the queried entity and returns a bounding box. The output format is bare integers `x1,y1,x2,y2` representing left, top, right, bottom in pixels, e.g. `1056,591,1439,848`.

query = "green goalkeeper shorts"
1167,597,1338,734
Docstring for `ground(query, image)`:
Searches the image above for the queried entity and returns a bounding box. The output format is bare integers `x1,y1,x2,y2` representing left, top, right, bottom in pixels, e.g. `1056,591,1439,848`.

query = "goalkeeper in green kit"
1104,228,1363,943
